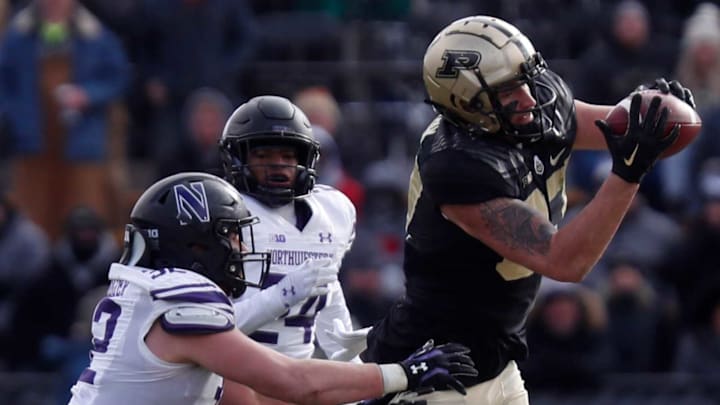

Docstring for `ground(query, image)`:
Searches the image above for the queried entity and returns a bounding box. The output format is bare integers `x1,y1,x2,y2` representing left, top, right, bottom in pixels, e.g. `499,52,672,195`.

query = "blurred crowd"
0,0,720,403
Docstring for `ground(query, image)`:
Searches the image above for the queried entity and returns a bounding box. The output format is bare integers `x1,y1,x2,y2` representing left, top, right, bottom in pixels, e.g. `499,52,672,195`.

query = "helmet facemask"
214,216,270,298
469,53,560,142
219,95,320,207
221,137,319,207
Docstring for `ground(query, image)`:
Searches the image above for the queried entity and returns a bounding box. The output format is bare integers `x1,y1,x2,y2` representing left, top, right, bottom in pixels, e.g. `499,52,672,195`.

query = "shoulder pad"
160,305,235,335
310,185,356,217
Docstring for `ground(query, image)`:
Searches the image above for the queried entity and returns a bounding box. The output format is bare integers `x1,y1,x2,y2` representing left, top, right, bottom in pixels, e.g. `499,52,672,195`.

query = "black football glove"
397,340,477,395
636,77,696,109
596,93,680,183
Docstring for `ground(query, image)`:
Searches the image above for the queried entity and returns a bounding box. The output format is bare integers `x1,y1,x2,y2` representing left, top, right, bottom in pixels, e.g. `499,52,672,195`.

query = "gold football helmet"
423,16,557,138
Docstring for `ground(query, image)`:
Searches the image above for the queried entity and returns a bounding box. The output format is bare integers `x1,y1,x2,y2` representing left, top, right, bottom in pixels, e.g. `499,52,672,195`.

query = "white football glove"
324,318,372,361
233,258,338,334
276,258,338,308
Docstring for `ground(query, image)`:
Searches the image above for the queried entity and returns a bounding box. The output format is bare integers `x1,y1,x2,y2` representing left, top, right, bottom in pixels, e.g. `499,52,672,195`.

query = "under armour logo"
318,232,332,243
282,287,296,296
410,362,428,374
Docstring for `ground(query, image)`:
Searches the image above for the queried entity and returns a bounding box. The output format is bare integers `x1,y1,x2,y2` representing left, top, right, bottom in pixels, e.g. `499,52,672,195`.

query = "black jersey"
363,70,577,383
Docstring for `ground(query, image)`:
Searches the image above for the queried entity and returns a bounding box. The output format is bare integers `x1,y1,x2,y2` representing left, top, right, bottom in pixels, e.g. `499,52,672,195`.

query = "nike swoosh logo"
549,147,566,166
624,144,639,166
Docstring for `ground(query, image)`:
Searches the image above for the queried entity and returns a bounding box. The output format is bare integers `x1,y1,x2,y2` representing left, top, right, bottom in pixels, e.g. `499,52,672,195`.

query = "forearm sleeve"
233,285,288,334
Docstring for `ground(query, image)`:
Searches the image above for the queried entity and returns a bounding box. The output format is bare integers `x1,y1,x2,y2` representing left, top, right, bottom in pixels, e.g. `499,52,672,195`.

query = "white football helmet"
423,15,558,139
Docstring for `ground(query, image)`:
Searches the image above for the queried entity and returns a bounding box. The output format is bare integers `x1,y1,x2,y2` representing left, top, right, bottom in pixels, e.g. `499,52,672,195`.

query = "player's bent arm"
573,100,613,150
441,174,638,282
146,321,384,405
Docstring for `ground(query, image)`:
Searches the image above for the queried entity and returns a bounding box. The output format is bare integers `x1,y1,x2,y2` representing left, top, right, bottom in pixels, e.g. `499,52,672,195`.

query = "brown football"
605,89,702,158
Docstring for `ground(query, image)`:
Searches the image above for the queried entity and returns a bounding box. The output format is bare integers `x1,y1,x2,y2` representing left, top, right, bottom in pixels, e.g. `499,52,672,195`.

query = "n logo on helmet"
174,182,210,225
436,50,481,78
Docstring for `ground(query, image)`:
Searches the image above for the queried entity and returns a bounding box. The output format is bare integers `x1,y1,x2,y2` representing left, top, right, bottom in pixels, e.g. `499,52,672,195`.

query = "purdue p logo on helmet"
423,15,557,139
435,50,482,78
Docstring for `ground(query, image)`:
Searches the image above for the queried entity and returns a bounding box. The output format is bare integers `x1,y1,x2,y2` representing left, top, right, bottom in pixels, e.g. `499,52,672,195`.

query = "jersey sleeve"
421,149,519,205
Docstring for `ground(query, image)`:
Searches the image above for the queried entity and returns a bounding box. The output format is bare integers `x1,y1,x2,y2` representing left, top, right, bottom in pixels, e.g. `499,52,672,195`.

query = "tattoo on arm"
479,199,555,256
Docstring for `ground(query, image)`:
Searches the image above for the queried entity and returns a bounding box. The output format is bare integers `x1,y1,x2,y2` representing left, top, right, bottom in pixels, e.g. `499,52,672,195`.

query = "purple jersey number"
92,298,122,353
79,298,122,384
283,294,327,343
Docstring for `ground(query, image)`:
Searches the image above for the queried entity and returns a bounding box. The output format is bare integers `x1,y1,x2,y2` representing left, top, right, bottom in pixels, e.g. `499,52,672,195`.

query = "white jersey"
68,263,236,405
234,185,356,359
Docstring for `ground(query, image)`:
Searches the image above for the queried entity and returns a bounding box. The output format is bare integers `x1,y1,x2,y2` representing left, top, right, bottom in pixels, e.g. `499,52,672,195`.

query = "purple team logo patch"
174,182,210,225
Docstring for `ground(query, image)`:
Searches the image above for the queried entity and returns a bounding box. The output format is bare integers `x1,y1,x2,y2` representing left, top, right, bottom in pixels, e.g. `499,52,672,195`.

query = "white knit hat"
683,2,720,47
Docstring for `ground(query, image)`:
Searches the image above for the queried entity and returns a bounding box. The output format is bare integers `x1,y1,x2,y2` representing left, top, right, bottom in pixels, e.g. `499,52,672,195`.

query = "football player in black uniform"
359,15,696,404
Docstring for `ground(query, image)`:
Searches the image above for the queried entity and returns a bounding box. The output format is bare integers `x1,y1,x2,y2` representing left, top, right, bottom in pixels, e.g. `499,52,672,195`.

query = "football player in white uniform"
218,95,376,403
67,172,478,405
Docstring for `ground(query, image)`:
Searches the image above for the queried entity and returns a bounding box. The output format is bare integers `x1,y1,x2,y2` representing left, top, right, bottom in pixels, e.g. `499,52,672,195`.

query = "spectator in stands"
521,286,613,393
312,126,366,216
575,0,678,105
137,0,255,166
682,107,720,217
292,86,366,213
0,0,129,240
156,87,232,179
8,206,118,370
565,158,684,287
573,1,679,210
40,285,107,404
660,158,720,328
0,191,51,369
601,257,679,372
293,86,342,137
599,191,684,278
674,291,720,373
341,158,410,327
674,3,720,111
663,2,720,214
